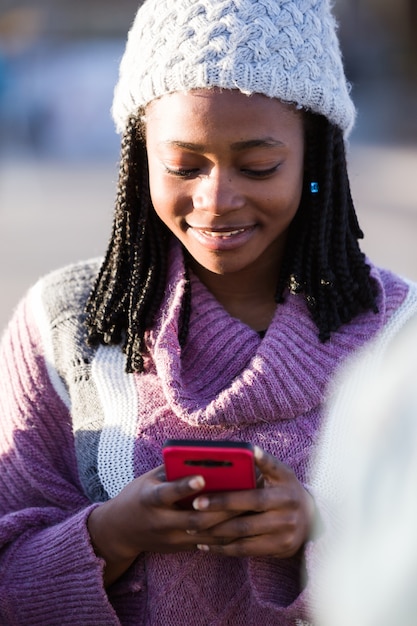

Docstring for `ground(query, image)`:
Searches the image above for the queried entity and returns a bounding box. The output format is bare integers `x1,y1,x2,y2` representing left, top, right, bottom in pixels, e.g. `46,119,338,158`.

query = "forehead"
144,89,304,144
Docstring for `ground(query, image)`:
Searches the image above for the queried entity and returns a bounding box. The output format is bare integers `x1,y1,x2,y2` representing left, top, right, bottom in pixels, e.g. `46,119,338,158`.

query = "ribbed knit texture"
0,244,412,624
112,0,356,136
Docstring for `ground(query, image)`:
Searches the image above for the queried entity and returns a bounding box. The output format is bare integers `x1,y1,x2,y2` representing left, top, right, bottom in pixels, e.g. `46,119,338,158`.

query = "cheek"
266,172,303,219
285,158,304,212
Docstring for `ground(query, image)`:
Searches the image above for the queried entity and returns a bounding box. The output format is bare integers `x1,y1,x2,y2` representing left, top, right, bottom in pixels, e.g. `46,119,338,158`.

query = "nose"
192,169,245,215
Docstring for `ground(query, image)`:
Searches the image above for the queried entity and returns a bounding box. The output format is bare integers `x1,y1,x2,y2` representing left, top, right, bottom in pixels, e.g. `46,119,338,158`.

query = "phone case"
163,439,256,494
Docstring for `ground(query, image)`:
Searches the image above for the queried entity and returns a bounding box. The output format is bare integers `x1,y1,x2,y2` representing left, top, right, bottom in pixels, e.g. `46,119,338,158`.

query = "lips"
187,224,256,251
197,228,247,239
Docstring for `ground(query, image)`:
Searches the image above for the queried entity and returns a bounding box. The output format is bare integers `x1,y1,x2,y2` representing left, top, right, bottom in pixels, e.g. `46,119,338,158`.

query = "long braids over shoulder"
85,114,190,373
85,111,378,373
277,112,378,339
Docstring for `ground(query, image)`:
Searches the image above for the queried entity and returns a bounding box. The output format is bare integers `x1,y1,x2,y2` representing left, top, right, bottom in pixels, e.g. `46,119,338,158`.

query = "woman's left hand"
186,446,315,558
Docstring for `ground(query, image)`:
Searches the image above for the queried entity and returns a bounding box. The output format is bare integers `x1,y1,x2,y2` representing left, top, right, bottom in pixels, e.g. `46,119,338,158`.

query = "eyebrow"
161,138,286,152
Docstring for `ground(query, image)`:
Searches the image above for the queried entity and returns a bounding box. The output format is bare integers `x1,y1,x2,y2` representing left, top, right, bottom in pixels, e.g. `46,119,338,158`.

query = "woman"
0,0,414,623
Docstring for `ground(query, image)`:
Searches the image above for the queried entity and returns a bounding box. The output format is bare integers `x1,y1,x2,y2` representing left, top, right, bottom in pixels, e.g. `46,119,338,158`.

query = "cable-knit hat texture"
112,0,356,136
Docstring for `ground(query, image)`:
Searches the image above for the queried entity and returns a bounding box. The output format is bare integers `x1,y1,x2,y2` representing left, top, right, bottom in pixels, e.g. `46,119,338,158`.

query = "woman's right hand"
87,465,234,587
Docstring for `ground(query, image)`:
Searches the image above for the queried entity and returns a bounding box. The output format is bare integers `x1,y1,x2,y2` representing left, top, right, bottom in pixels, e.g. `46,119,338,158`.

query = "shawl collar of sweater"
148,242,385,427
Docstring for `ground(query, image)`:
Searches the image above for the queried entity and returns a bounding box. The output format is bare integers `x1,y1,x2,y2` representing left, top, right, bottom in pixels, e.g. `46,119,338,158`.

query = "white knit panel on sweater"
93,344,138,498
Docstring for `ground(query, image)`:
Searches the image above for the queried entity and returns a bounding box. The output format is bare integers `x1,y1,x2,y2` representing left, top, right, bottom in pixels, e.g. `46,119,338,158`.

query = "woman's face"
145,89,304,282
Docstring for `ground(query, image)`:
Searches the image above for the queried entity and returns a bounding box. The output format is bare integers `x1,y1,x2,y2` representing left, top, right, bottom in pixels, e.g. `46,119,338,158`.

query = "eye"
164,166,199,179
241,164,281,178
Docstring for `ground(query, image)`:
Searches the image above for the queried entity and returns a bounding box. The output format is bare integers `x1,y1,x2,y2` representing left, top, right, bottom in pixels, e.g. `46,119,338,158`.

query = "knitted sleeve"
0,274,120,624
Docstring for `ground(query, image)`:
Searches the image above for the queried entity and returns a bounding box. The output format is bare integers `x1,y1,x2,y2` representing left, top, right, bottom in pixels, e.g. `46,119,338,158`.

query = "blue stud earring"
310,182,319,194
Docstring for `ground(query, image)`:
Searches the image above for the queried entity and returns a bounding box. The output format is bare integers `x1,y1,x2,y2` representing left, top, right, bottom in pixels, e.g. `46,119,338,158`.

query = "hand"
182,446,315,559
87,464,239,586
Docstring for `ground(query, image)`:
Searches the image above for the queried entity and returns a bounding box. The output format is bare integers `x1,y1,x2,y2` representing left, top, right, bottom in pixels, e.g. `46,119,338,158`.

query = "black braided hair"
276,112,378,339
85,115,190,373
85,111,378,373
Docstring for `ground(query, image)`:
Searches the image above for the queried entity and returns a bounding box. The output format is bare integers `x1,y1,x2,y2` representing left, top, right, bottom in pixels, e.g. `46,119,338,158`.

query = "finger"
189,507,297,542
150,474,206,508
144,476,241,533
193,507,306,558
253,446,294,483
191,484,281,514
196,535,299,559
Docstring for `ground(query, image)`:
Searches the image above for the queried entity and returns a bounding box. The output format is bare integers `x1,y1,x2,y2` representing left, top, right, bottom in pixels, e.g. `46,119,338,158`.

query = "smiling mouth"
186,224,256,251
198,228,247,239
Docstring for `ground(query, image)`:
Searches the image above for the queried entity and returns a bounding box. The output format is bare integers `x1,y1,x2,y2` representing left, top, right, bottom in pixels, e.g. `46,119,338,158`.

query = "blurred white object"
311,286,417,626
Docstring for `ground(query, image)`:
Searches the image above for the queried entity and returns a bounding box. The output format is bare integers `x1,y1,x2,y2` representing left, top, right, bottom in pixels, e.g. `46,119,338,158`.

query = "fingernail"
193,496,209,510
189,476,205,490
186,529,197,535
197,544,209,552
254,445,263,461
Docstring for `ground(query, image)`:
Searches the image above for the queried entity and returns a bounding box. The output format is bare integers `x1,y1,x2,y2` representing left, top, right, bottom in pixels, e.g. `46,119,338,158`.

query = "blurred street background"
0,0,416,332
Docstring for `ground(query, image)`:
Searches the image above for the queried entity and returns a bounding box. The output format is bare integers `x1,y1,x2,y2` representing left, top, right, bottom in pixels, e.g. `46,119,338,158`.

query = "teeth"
201,229,245,238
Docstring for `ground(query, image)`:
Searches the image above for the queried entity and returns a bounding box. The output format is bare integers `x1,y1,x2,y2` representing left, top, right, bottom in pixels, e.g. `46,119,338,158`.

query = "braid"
277,113,378,340
85,115,192,373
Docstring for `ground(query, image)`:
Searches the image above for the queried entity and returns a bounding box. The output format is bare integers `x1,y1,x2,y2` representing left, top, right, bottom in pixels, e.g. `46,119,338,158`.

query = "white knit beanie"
112,0,356,137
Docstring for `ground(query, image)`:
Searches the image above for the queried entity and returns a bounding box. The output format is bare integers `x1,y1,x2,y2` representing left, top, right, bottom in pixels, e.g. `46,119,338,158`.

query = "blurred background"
0,0,416,332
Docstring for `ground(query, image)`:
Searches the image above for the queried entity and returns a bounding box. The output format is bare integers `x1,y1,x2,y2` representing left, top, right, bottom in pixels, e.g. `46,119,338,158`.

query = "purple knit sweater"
0,242,410,625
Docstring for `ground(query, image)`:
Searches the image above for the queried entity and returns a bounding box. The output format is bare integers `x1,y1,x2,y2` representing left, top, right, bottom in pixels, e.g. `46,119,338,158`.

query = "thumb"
253,445,292,484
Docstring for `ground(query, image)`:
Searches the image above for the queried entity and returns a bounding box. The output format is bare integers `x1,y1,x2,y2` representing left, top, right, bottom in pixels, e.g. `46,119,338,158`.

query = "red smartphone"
163,439,256,506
